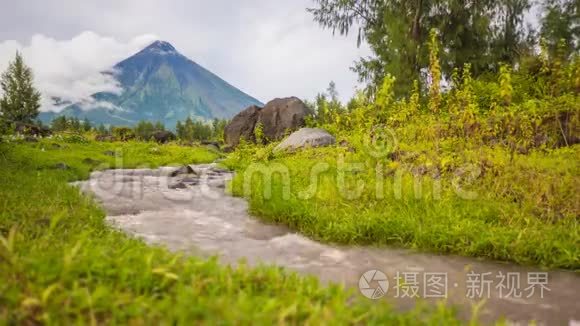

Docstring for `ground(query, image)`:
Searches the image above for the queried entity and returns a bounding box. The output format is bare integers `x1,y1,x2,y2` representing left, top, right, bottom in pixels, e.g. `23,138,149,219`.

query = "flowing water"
75,164,579,325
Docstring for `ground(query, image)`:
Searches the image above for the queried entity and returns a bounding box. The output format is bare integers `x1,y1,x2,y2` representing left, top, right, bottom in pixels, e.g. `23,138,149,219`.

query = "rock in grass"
152,130,176,144
82,158,101,165
275,128,335,152
103,150,117,157
54,162,70,170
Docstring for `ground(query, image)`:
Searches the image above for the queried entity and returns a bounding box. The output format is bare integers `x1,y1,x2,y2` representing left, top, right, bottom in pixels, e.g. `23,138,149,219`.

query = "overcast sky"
0,0,372,112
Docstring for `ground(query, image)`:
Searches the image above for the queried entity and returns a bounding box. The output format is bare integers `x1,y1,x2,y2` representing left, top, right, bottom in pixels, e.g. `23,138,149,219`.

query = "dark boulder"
152,130,176,144
224,105,261,147
223,97,312,147
257,97,312,141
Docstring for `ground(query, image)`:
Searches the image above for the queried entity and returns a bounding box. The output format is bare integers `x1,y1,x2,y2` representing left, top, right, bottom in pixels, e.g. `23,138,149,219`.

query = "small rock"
169,165,197,177
96,135,115,142
82,158,101,165
210,167,229,174
168,182,188,189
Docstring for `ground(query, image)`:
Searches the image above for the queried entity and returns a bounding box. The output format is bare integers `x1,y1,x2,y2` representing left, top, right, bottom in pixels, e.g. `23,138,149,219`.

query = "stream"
75,164,579,325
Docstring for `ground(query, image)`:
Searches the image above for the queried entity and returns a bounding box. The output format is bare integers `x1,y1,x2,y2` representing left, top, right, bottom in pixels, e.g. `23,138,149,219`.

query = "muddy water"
76,165,579,325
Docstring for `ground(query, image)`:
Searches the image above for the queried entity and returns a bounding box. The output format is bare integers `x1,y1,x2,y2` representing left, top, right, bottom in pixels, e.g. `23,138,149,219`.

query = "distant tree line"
51,116,92,132
176,117,227,142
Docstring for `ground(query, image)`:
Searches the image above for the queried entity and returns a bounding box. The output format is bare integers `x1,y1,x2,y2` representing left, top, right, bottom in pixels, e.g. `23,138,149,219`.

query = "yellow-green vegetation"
224,38,580,270
0,138,463,324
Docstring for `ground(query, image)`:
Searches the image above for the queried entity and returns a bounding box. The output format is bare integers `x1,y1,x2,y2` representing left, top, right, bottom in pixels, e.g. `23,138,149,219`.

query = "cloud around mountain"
0,32,159,112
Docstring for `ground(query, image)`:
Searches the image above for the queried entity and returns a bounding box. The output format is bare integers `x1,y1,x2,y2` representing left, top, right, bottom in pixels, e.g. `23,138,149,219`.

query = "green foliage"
428,29,442,114
499,64,513,106
254,121,265,144
540,0,579,58
0,52,41,124
0,139,461,324
111,126,135,141
309,0,535,95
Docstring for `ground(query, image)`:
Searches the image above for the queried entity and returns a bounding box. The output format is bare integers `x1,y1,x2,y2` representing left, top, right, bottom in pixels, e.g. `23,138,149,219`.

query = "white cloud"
0,32,158,112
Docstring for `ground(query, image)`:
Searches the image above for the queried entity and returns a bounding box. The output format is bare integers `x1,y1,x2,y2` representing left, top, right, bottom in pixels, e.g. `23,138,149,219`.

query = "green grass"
0,138,464,324
224,141,579,270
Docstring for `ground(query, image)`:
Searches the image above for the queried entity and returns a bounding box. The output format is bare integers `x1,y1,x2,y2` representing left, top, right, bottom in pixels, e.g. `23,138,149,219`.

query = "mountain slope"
40,41,262,127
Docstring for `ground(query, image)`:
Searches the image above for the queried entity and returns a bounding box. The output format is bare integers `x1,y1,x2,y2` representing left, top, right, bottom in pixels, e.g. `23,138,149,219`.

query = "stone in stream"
181,176,200,185
169,165,198,177
275,128,335,152
168,182,188,189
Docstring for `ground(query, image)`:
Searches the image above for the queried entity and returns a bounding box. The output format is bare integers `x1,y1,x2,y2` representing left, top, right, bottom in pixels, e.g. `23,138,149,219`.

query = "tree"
541,0,580,58
184,117,194,142
309,0,533,95
154,121,165,131
176,121,185,140
83,117,92,132
51,116,68,132
70,117,81,132
97,124,108,135
134,120,155,141
0,52,41,123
